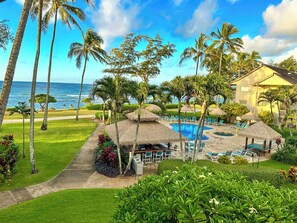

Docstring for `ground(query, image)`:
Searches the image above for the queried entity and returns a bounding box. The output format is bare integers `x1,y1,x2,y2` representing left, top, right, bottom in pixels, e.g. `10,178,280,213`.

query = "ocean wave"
66,94,88,98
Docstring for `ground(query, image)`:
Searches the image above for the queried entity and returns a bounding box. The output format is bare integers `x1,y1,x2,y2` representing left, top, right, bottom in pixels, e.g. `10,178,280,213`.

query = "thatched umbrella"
145,104,162,112
209,107,226,122
241,111,260,122
105,119,187,146
126,109,160,122
239,121,281,155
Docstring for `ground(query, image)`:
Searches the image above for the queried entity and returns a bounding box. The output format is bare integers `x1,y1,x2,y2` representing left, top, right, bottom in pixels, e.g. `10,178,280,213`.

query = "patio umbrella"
209,107,226,122
126,109,160,122
145,104,162,112
238,121,281,155
240,111,260,121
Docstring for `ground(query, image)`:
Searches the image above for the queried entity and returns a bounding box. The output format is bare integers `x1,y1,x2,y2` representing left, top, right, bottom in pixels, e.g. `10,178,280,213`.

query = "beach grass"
0,189,119,223
4,109,97,120
0,119,96,191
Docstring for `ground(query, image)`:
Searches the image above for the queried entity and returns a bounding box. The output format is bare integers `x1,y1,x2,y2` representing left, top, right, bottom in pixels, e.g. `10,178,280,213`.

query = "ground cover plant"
0,135,19,182
0,189,119,223
272,138,297,165
114,165,297,222
157,160,287,188
0,119,96,191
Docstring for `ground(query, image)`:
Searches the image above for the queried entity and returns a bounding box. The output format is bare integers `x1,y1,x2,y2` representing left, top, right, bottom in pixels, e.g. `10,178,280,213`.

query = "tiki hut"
239,121,281,155
209,107,227,122
145,104,162,112
240,111,260,124
105,109,186,146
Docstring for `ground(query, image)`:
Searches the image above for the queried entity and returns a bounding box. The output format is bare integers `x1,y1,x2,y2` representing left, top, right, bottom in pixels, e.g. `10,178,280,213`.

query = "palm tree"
258,89,279,126
0,0,34,129
12,102,31,158
41,0,85,130
248,51,261,69
209,22,243,76
90,86,109,125
28,0,46,174
68,28,107,121
179,33,208,76
162,76,186,161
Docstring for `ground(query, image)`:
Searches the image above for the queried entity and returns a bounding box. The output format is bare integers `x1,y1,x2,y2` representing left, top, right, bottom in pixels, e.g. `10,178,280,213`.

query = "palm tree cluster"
179,23,262,80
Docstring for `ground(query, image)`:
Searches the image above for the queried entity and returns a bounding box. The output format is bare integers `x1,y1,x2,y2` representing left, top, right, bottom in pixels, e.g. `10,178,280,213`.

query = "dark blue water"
170,123,212,140
0,81,99,109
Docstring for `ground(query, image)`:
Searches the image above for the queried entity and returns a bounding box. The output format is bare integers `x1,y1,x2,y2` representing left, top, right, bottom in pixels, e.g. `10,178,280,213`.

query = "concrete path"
3,115,94,124
0,122,138,210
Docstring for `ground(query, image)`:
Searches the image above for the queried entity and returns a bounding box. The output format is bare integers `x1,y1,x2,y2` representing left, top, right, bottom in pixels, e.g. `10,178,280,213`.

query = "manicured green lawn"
259,160,293,170
0,189,120,223
4,109,97,120
0,119,96,191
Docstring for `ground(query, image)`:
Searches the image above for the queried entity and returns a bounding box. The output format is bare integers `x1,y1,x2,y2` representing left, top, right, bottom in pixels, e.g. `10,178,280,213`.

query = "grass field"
3,109,97,120
0,189,120,223
0,119,97,191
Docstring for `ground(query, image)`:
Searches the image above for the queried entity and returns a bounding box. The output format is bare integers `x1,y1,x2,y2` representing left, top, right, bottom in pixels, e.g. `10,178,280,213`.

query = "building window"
240,87,249,92
239,100,247,105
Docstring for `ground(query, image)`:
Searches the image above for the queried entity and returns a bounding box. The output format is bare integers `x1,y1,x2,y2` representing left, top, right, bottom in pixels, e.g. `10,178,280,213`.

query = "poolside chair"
192,116,197,122
244,123,249,128
217,119,224,126
180,115,185,122
170,115,175,122
154,151,163,163
187,116,192,122
211,118,216,125
233,122,241,128
206,152,219,161
143,151,153,164
239,123,246,129
164,150,172,159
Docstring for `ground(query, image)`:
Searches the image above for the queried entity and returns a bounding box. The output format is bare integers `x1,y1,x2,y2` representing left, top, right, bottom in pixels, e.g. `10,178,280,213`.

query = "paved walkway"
0,122,138,210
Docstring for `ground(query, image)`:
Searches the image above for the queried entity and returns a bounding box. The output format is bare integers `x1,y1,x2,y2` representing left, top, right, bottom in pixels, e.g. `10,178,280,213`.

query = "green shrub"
221,103,249,123
271,138,297,165
165,103,178,109
95,111,108,120
122,104,139,112
114,165,297,222
0,135,20,182
87,104,103,110
218,155,231,164
157,160,286,187
233,156,249,165
258,110,273,125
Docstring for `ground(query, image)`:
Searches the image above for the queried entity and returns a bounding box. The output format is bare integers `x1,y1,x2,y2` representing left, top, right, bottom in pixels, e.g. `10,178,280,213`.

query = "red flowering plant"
288,166,297,183
275,138,282,151
100,146,118,167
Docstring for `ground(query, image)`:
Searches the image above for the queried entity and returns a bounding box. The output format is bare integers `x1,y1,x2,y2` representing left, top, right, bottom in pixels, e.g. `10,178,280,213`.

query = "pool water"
170,123,212,141
213,132,234,137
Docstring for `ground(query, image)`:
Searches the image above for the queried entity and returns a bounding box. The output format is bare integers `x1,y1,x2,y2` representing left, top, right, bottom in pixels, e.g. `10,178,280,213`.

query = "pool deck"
160,120,281,162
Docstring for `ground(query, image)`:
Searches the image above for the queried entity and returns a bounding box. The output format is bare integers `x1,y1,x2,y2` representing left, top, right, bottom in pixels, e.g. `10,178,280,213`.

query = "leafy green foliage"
233,156,249,165
114,165,297,222
86,104,103,110
271,138,297,165
0,135,19,182
32,94,57,111
218,155,231,164
258,110,273,125
0,20,14,51
221,103,249,123
157,160,286,188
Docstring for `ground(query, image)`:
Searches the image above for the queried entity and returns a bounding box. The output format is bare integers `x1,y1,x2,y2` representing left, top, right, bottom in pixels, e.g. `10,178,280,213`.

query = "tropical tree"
0,20,14,51
125,34,175,174
209,22,243,77
248,51,261,69
278,56,297,73
68,28,107,121
179,32,208,76
41,0,86,130
0,0,34,129
10,102,31,158
278,86,297,113
162,76,186,161
33,94,57,111
258,89,279,126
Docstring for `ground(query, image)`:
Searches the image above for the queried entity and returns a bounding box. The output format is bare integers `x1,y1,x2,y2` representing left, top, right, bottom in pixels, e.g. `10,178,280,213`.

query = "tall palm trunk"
113,102,122,174
218,52,223,76
30,0,43,174
41,8,58,130
192,102,206,163
76,57,87,121
0,0,33,128
125,103,141,174
270,103,275,126
178,99,184,161
22,116,25,158
102,101,106,125
195,59,199,77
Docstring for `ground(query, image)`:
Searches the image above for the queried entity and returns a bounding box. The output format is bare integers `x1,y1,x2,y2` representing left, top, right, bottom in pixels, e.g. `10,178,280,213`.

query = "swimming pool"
170,123,212,141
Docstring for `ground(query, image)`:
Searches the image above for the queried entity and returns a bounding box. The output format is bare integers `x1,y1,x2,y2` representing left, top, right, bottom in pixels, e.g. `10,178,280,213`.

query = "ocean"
0,81,100,109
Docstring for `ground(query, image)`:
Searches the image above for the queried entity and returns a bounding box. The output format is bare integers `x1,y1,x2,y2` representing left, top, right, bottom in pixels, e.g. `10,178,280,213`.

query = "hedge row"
157,159,286,188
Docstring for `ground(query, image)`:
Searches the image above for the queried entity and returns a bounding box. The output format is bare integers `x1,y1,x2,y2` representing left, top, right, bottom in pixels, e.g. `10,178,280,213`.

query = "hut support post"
245,137,248,149
269,140,272,153
252,138,254,144
263,140,267,156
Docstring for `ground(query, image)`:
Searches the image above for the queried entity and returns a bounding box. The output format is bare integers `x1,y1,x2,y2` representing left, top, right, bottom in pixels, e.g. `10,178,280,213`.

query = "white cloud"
175,0,219,37
242,34,294,56
91,0,141,48
227,0,239,3
242,0,297,57
15,0,24,4
263,0,297,40
262,47,297,64
173,0,184,6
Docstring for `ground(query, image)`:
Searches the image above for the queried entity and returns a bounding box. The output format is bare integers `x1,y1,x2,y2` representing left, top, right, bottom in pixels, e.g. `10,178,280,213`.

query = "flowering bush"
114,165,297,222
288,166,297,182
100,146,118,167
0,135,20,182
218,155,231,164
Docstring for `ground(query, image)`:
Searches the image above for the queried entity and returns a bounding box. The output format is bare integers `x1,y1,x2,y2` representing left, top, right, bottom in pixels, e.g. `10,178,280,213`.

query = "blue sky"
0,0,297,84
